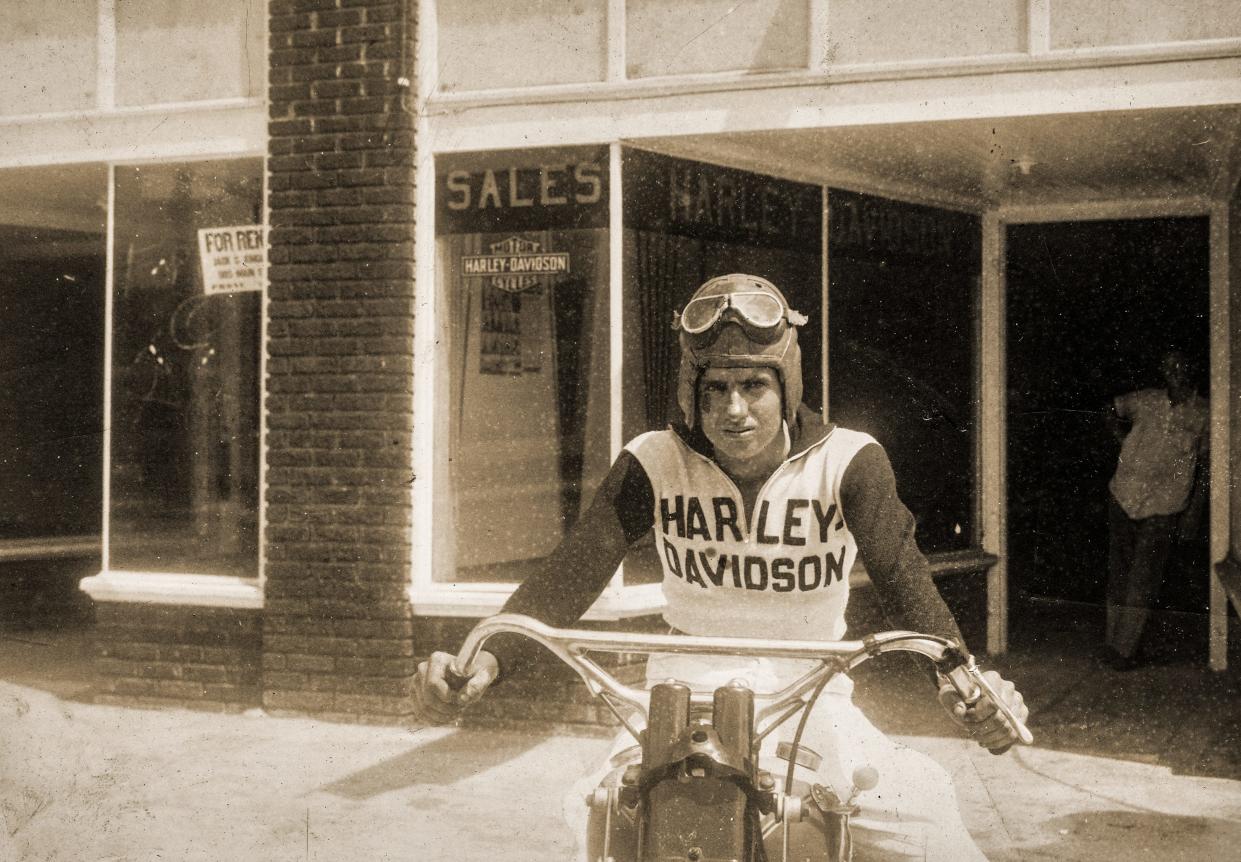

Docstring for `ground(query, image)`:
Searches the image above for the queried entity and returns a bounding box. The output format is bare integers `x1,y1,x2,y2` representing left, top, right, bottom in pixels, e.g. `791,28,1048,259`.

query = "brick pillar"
264,0,417,723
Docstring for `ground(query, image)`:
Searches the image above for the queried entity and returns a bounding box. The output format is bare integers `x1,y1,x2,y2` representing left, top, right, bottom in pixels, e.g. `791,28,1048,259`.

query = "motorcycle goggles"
675,289,808,345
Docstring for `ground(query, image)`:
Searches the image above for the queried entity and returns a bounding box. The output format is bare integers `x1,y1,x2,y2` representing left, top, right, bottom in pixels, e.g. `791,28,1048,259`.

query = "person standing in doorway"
1104,350,1208,670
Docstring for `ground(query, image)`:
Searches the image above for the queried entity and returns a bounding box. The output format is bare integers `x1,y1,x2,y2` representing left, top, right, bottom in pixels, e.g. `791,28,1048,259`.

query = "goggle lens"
680,291,786,334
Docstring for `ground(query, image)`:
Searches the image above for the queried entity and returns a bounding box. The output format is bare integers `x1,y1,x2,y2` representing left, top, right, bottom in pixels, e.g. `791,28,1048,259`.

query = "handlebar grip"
943,663,1034,748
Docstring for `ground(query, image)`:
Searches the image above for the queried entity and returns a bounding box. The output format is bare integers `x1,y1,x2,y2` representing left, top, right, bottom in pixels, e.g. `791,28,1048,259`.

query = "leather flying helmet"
673,273,806,430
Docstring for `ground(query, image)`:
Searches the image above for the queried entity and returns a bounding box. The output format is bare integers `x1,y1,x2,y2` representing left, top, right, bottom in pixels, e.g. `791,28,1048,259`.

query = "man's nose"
725,389,747,416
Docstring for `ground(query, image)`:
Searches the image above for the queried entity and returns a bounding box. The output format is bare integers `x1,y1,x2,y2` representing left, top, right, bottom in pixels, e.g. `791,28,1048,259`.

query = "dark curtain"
635,231,691,430
551,276,593,526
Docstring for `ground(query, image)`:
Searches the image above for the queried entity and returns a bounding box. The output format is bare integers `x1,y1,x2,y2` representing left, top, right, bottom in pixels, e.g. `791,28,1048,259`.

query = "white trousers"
566,653,987,862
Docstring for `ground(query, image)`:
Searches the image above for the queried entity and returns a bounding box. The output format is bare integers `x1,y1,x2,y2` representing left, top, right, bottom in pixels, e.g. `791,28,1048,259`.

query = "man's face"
698,366,783,465
1162,352,1190,390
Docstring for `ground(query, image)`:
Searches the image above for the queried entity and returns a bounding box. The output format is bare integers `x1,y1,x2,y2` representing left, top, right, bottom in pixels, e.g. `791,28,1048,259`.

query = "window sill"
0,534,100,562
409,583,665,621
79,570,263,609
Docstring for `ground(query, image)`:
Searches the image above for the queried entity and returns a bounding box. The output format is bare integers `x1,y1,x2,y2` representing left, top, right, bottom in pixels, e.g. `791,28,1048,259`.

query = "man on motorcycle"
416,273,1028,860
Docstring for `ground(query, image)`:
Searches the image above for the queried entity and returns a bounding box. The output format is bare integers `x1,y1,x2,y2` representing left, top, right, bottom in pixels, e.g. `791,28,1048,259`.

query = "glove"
937,669,1027,754
413,649,499,725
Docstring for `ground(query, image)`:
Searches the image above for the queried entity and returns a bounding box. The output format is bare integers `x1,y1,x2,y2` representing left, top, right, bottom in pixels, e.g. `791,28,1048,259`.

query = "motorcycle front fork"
588,771,855,862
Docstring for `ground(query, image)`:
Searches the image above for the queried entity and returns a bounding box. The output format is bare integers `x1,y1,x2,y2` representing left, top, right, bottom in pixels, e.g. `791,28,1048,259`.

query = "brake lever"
941,656,1034,748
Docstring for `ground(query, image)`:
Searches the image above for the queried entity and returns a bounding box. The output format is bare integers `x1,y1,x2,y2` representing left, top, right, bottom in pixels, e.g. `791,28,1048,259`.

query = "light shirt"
625,425,875,642
1109,388,1208,520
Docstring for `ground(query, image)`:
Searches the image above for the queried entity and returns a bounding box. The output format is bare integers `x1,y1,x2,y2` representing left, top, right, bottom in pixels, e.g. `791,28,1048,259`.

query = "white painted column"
101,164,115,569
980,212,1009,654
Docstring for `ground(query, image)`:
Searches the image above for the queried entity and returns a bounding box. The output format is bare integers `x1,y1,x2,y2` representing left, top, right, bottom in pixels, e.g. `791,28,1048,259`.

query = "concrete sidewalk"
2,621,1240,861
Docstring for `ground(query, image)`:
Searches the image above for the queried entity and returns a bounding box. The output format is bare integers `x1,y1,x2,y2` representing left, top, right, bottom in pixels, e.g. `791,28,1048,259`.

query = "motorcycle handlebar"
450,614,1033,746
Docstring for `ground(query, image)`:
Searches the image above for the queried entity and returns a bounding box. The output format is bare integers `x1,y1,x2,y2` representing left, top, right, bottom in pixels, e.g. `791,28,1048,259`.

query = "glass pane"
824,0,1024,65
0,0,96,115
435,147,611,583
117,0,265,105
437,0,607,92
626,0,809,78
827,189,979,553
0,165,107,539
1050,0,1241,49
110,159,263,576
622,147,823,584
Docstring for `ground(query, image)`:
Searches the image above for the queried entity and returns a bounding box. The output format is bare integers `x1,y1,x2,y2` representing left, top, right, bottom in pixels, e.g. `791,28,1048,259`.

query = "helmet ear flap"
677,354,700,429
779,335,803,427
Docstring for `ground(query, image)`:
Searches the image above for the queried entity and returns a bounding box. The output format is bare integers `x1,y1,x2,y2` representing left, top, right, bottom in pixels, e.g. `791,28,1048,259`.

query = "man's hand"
413,650,499,725
937,670,1028,754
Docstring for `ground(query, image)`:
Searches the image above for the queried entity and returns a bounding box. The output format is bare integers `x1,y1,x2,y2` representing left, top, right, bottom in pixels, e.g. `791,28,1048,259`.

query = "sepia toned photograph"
1,2,1239,860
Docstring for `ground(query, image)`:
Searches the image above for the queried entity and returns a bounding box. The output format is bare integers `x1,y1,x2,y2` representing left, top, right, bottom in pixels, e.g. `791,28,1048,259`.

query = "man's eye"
745,379,769,391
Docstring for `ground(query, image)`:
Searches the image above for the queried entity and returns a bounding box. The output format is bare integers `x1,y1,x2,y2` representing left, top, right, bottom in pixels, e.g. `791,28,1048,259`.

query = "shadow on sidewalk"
321,727,550,798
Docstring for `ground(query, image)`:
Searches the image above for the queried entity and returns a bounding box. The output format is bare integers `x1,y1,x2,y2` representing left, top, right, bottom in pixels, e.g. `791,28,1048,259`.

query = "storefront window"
622,147,824,583
116,0,265,106
109,159,263,576
0,165,107,539
0,0,97,115
434,147,611,584
826,189,979,553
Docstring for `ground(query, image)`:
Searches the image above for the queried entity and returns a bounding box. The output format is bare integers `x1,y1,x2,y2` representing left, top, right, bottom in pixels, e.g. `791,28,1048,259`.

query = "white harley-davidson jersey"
625,426,875,642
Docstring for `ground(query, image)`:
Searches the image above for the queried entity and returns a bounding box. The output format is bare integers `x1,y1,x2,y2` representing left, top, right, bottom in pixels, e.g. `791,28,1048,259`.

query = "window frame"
3,0,270,609
425,0,1241,107
80,150,269,610
412,141,665,619
411,0,1020,620
412,141,993,621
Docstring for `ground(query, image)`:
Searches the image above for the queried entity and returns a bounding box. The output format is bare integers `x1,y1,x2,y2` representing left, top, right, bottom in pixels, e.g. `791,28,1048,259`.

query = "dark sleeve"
483,450,655,679
840,442,966,652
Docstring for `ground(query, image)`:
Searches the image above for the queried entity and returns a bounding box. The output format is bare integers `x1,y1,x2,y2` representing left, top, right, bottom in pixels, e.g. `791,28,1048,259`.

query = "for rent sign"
197,225,266,294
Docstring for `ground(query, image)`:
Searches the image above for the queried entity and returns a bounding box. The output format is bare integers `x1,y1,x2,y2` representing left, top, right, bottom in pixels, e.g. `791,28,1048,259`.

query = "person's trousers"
565,653,988,861
1106,495,1177,659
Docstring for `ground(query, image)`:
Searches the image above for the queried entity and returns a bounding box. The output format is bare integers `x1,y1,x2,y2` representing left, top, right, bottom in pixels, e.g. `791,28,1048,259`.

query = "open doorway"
1006,217,1210,640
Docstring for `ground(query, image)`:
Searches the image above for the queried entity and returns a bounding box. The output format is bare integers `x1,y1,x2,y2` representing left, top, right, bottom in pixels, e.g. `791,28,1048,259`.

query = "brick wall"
264,0,418,723
94,604,261,711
